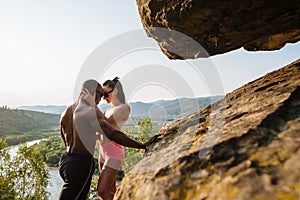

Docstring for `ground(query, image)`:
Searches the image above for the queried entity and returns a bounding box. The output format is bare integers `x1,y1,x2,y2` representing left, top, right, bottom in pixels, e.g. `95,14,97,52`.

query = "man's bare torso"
60,100,97,156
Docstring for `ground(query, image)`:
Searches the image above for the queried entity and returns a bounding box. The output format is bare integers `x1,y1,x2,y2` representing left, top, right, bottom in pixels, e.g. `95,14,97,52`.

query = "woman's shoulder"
118,103,130,112
112,103,130,116
120,103,130,109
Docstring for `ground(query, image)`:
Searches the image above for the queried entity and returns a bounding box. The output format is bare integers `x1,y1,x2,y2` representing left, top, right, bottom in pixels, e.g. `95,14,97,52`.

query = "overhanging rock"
136,0,300,59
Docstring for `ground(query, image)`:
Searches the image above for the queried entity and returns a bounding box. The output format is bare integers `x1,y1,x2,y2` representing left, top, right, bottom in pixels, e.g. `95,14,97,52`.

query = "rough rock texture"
136,0,300,59
115,59,300,200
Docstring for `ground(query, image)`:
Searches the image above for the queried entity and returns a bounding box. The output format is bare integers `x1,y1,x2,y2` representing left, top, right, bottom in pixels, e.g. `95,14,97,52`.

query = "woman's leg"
99,160,104,173
97,159,121,200
111,171,117,194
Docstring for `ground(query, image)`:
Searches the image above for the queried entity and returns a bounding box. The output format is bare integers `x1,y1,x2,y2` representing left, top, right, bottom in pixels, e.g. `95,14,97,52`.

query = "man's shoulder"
61,103,77,117
60,103,77,124
74,101,98,119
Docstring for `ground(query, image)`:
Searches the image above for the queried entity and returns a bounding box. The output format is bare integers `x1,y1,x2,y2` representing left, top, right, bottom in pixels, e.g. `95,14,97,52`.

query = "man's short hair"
81,79,103,98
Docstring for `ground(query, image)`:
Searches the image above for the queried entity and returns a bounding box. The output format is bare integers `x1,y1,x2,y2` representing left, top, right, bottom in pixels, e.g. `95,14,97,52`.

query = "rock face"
136,0,300,59
115,59,300,200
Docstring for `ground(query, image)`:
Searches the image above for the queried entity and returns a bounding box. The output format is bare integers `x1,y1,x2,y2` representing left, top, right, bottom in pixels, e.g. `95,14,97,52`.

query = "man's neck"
79,97,92,106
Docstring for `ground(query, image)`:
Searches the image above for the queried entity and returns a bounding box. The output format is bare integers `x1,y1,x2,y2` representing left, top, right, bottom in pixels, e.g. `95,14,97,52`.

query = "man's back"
72,100,97,156
60,100,97,156
60,104,76,151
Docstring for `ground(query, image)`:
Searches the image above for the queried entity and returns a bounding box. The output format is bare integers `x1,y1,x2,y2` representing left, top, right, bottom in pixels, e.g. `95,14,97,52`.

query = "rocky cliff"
115,59,300,199
136,0,300,59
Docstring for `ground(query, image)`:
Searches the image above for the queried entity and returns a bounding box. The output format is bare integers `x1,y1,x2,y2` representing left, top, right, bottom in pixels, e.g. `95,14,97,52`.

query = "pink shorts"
99,141,124,163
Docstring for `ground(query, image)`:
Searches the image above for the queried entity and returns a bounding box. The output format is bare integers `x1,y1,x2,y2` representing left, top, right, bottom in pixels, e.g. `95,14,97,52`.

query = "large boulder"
136,0,300,59
115,59,300,199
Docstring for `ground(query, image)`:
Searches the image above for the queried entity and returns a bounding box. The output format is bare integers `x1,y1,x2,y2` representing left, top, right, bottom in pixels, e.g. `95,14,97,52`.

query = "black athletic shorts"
58,152,95,200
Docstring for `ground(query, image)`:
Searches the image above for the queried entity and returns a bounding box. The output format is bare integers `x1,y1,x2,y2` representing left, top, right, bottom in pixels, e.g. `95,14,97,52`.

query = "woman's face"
103,86,114,103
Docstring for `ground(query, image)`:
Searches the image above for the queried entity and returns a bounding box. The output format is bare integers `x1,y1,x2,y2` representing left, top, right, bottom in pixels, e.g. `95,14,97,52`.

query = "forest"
0,107,60,145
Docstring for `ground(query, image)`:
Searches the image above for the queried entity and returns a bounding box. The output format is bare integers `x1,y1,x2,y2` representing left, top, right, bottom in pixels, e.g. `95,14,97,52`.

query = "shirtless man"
58,80,147,200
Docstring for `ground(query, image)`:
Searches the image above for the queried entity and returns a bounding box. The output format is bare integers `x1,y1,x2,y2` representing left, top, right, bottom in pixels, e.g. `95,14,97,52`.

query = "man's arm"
60,126,67,147
89,107,146,149
59,110,68,147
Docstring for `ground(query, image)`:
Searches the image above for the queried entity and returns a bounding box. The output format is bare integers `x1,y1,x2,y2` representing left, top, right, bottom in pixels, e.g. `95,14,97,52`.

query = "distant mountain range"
0,96,223,145
17,105,67,115
17,96,223,119
0,107,60,145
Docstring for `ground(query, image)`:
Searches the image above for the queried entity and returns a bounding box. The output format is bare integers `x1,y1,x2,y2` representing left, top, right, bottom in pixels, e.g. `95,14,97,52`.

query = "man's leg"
59,154,94,200
80,158,95,199
59,154,83,200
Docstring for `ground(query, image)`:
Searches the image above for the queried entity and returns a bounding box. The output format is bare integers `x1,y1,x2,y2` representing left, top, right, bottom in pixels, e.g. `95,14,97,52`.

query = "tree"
36,136,65,167
120,118,155,173
0,177,16,200
0,138,49,199
0,138,16,199
136,117,153,142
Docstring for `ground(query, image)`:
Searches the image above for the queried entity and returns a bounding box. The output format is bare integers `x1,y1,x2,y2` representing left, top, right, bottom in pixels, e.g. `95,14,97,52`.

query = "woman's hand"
82,88,96,106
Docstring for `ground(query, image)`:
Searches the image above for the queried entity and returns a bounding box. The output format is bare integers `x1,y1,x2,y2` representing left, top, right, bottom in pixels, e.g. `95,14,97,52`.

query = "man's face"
95,88,103,105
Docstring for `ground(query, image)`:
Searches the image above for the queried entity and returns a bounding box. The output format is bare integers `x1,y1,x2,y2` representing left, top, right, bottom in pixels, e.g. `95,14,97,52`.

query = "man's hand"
82,88,96,106
143,134,162,147
140,134,162,155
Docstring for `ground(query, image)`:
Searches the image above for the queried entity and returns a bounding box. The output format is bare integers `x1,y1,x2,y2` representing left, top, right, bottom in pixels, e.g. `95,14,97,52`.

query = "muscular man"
59,80,147,200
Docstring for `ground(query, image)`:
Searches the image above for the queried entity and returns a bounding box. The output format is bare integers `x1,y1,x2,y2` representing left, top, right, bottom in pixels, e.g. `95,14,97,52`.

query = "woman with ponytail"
97,77,130,200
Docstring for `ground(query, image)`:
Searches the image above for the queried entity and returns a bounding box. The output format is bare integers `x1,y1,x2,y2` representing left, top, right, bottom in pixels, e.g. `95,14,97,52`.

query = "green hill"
0,107,60,145
130,96,224,120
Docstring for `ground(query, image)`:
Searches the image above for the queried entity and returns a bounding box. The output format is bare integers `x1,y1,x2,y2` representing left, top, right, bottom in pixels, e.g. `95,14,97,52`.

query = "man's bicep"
97,118,118,140
60,125,67,146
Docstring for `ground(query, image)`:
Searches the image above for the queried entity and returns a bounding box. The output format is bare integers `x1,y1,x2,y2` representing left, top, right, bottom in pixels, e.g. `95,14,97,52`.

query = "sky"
0,1,299,107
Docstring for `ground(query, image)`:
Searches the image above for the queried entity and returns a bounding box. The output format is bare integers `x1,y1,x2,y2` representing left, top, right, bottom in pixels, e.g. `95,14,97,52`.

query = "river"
8,139,63,200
